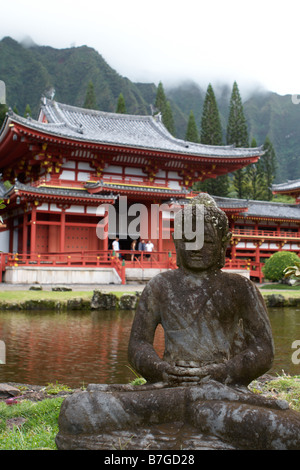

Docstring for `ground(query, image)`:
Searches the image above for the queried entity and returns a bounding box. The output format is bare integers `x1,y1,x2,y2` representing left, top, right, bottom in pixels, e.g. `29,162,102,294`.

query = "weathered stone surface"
56,194,300,450
52,286,72,291
0,383,20,397
264,294,286,308
119,294,138,310
90,291,118,310
56,381,300,450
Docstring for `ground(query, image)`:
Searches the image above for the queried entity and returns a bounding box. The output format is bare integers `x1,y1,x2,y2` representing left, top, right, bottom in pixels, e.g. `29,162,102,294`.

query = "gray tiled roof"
85,181,190,195
4,182,117,202
214,196,300,220
272,179,300,192
5,98,263,159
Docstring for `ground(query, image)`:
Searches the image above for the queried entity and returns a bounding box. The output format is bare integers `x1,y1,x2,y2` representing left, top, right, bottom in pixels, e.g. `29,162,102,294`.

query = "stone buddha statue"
56,194,300,450
128,193,274,387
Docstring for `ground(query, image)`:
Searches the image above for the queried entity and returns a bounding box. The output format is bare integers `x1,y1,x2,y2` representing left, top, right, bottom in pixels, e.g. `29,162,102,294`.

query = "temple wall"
4,266,122,285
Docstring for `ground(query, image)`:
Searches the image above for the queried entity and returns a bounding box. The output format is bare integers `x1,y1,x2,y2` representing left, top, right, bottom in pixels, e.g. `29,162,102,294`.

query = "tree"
200,84,222,145
227,81,249,199
116,93,127,114
226,81,249,147
154,81,175,136
163,101,175,136
262,251,300,282
185,110,199,142
244,138,265,200
84,81,97,110
260,136,277,201
155,81,167,113
0,104,8,128
24,104,32,117
196,84,229,197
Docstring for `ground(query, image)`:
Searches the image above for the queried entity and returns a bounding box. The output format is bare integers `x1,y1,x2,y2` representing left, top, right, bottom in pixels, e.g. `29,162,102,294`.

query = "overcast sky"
1,0,300,96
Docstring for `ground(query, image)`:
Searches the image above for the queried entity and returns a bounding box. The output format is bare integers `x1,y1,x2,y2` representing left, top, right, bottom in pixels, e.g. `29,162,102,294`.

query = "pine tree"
163,101,175,136
196,84,229,197
116,93,127,114
185,110,199,142
226,81,249,147
154,82,176,136
227,81,249,199
244,138,265,200
261,136,277,200
24,104,32,117
200,84,222,145
155,82,167,113
84,81,97,110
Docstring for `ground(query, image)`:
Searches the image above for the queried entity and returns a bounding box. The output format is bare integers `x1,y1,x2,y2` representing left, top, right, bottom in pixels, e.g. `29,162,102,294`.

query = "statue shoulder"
220,271,262,297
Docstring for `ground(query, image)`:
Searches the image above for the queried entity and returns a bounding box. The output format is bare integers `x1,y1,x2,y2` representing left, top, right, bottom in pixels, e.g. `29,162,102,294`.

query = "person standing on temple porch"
112,237,121,259
145,240,154,260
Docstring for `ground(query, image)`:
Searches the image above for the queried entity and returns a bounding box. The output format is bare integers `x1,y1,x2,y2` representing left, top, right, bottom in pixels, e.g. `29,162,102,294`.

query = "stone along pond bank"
0,289,141,311
0,287,299,311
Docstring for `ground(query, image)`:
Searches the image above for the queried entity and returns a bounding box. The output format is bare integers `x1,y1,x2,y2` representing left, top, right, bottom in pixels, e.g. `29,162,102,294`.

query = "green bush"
262,252,300,282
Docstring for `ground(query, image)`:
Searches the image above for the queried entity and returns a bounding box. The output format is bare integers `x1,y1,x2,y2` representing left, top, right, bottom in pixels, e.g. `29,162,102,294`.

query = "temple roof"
1,97,263,160
214,196,300,221
2,181,117,204
272,179,300,193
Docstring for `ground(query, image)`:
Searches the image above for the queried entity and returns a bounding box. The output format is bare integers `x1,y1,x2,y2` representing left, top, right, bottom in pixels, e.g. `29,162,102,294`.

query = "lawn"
0,290,94,303
0,396,64,450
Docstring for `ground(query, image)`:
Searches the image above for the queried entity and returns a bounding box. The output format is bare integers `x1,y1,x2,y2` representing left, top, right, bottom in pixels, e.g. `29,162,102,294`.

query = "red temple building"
0,97,299,284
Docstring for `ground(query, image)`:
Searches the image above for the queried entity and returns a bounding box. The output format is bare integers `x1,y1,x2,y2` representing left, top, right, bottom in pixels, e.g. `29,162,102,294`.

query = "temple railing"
231,228,300,240
0,251,264,283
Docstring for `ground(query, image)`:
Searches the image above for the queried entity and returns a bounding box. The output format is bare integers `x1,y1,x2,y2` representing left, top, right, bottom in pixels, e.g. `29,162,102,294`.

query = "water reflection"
0,308,299,387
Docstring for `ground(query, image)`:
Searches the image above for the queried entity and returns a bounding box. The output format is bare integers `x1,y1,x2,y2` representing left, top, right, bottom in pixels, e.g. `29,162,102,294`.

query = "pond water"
0,307,299,387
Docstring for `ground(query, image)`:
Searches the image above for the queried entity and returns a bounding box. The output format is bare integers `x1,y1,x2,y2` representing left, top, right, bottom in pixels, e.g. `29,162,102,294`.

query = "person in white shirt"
112,238,121,258
145,240,154,259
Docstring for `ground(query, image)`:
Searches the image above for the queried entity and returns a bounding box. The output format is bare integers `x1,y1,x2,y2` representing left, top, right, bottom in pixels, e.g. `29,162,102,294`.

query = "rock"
0,383,20,397
90,291,118,310
264,294,286,307
119,294,138,310
66,298,84,310
52,286,72,291
23,299,57,310
29,285,42,290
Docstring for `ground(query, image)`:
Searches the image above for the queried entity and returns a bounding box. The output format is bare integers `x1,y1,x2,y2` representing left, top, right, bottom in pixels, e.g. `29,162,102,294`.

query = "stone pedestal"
55,381,300,450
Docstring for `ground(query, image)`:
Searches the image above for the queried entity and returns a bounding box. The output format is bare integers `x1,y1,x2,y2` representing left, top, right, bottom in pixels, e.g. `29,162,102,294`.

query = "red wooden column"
22,212,28,254
30,205,37,255
60,208,66,253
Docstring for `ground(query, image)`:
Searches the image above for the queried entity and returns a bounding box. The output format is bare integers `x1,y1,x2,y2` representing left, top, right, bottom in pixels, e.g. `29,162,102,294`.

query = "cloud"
1,0,300,95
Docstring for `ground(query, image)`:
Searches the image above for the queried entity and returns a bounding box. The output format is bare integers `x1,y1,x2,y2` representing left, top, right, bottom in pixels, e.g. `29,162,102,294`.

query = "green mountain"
0,36,299,183
0,36,156,116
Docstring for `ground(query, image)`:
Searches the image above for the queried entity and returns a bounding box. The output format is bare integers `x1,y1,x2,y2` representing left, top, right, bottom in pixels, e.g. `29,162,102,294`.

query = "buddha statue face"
173,194,231,273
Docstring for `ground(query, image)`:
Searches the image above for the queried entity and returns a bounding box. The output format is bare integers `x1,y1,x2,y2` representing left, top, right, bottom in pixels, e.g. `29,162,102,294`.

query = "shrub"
262,252,300,282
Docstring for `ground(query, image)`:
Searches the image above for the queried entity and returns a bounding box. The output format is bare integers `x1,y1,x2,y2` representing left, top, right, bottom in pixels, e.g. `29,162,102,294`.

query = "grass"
0,290,94,303
0,374,299,450
0,397,64,450
0,290,131,305
249,374,300,412
260,283,300,290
